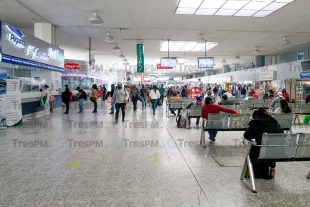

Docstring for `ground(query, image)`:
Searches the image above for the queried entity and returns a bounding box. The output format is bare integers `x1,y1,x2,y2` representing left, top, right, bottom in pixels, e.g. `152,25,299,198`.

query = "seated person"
290,99,295,103
274,99,292,114
244,108,283,179
218,94,233,106
270,92,283,108
206,91,216,103
185,95,203,128
201,97,238,142
243,92,255,101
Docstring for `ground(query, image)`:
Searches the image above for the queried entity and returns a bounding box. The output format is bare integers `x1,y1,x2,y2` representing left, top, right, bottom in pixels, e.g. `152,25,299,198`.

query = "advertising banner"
0,21,65,72
0,70,7,129
6,79,22,127
136,44,144,73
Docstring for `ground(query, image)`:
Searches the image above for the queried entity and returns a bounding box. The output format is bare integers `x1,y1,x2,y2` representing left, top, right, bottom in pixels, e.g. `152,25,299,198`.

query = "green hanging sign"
136,44,144,73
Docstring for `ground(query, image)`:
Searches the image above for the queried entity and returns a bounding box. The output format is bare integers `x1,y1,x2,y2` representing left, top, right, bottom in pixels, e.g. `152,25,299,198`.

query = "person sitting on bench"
244,108,283,179
201,97,238,142
218,94,233,106
185,95,203,128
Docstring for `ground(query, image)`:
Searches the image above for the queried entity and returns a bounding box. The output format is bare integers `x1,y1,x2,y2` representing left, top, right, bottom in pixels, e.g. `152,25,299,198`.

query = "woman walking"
149,85,161,115
62,85,71,114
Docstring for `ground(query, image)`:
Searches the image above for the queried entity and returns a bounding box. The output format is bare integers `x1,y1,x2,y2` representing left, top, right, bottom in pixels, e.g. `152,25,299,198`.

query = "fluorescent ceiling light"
243,2,271,10
175,0,294,17
200,0,226,9
175,8,197,14
215,9,238,16
253,10,274,17
234,10,258,16
178,0,203,8
221,1,250,10
262,2,287,11
195,8,218,15
160,41,219,52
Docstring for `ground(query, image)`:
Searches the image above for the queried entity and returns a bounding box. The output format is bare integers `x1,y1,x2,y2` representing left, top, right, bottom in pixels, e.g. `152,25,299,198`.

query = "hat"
278,92,283,97
196,95,203,101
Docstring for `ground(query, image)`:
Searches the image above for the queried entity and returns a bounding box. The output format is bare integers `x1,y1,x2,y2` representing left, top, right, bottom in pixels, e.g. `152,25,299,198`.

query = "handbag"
90,97,95,102
147,97,151,103
49,96,56,103
158,99,163,106
40,98,45,107
107,96,113,103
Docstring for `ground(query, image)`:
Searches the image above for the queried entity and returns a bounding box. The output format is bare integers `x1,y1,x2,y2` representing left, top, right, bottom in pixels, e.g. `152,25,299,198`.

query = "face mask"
118,86,122,89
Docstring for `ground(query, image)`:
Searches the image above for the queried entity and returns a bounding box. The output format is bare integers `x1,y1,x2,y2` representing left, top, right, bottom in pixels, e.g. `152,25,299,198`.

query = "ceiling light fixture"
280,38,291,46
176,0,295,18
113,44,121,52
235,54,241,59
119,53,125,58
252,47,261,54
89,12,104,25
222,58,227,63
123,58,128,63
103,32,114,42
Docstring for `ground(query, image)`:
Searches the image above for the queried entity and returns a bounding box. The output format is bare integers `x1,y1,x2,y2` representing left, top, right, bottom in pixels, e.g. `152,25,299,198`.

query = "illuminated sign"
64,63,80,70
25,45,49,61
5,25,25,48
48,48,64,61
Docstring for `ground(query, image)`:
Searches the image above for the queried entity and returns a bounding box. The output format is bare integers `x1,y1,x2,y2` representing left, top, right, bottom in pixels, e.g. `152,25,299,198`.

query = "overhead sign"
300,72,310,79
64,63,80,70
157,64,173,70
0,21,65,71
301,60,310,71
260,71,275,81
136,44,144,73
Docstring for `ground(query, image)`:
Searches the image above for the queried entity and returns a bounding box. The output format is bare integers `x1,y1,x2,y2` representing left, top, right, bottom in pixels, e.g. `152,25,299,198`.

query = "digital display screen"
198,57,214,68
301,60,310,71
160,58,177,68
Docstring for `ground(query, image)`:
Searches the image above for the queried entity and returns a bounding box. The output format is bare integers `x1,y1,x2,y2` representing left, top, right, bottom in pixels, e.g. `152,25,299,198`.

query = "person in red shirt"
201,97,238,142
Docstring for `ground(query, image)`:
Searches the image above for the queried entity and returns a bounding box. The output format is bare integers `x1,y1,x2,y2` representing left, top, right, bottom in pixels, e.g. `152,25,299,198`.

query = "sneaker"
122,120,125,122
78,112,81,114
64,112,69,114
109,112,114,114
114,120,118,124
209,138,216,143
196,123,199,128
92,111,97,113
153,113,155,115
186,125,190,129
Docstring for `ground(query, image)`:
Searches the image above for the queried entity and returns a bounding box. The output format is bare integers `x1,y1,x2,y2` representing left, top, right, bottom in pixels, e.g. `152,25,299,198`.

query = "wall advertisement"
0,70,7,129
5,79,22,127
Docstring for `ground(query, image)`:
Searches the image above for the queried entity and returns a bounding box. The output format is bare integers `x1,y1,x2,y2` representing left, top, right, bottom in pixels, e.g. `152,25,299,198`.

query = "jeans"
132,97,138,111
79,99,84,113
208,131,218,141
111,102,115,112
151,99,158,113
93,101,97,112
160,95,164,105
141,97,146,108
115,103,126,121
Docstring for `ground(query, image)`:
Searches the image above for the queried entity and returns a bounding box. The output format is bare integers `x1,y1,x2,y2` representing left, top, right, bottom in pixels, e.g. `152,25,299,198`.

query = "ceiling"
0,0,310,76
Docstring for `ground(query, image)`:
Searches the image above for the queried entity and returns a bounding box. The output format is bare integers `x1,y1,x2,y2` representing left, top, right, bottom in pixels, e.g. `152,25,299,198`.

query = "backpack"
82,91,87,100
176,115,187,128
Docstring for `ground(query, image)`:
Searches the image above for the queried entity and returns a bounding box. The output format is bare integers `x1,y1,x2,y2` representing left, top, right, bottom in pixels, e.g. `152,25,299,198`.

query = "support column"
34,23,59,46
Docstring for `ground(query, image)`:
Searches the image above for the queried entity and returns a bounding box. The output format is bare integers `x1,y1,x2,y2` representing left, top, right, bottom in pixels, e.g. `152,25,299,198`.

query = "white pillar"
34,23,59,46
34,23,61,94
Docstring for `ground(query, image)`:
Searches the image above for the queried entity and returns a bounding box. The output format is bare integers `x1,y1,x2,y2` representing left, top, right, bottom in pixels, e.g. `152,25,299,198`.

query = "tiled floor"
0,100,310,207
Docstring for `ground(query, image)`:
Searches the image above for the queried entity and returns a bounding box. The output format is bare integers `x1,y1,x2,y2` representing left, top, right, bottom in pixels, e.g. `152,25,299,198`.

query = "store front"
0,21,65,115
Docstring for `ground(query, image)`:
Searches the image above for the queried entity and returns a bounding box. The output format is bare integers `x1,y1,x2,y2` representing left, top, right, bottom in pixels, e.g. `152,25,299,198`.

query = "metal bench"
272,113,293,132
241,133,310,193
186,106,202,128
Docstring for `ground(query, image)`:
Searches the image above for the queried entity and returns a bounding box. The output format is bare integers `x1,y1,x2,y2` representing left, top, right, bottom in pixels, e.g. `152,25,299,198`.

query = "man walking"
130,85,139,111
113,82,129,124
140,84,148,110
159,84,165,105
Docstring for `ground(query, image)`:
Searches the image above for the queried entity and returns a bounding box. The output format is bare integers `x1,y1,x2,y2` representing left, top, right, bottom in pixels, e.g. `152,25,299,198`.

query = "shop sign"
157,64,173,70
136,44,144,73
300,72,310,79
260,71,275,81
1,21,64,69
64,63,80,70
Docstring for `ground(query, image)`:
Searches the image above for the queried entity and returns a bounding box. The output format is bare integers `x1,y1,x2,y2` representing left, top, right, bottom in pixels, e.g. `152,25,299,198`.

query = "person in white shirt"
149,85,161,115
274,99,292,114
43,85,51,114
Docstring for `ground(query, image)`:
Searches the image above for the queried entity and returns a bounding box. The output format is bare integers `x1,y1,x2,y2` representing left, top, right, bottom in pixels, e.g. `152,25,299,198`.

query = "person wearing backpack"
113,82,129,124
76,87,86,114
62,85,71,114
240,85,247,97
91,85,99,113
